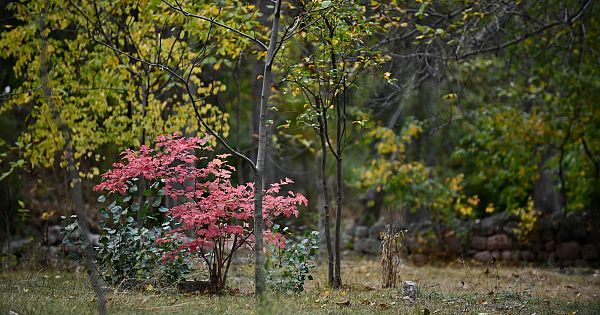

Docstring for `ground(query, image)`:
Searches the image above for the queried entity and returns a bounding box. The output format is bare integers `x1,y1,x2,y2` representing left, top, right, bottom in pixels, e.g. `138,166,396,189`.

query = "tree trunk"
317,104,334,286
333,91,344,288
38,1,107,313
253,0,282,296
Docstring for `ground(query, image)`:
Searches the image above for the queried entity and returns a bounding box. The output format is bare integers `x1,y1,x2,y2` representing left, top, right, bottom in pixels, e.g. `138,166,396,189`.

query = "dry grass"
1,257,599,314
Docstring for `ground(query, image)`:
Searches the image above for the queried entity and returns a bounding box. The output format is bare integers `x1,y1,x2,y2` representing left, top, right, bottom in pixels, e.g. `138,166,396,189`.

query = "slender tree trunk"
38,2,107,313
253,0,282,296
317,104,334,286
333,155,342,287
325,17,344,288
66,144,108,315
333,90,344,288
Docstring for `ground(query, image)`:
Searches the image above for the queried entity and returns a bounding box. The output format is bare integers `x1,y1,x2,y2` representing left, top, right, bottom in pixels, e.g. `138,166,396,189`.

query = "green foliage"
355,121,481,220
266,228,319,293
96,178,190,285
62,178,190,286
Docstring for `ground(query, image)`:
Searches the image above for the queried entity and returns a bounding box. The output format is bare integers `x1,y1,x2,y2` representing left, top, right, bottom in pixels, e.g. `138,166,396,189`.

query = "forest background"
0,0,599,300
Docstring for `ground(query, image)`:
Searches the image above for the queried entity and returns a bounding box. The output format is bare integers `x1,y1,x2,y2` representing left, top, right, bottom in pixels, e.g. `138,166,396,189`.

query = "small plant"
266,228,319,293
94,134,308,291
96,181,191,286
381,226,405,288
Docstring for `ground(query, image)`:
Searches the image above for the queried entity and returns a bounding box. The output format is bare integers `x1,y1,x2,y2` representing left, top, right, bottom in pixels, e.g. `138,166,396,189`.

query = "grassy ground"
1,258,599,314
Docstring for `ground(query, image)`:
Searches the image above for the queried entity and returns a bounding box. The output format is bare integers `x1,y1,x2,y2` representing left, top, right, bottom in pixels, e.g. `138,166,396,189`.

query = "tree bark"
253,0,282,296
317,100,334,286
38,1,107,313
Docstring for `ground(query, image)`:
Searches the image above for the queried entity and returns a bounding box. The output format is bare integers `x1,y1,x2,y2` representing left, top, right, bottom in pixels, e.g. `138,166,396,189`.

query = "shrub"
266,228,319,293
94,134,308,291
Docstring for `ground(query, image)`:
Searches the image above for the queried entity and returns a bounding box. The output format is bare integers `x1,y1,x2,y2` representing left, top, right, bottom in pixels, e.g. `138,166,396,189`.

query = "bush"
266,228,319,293
94,134,308,291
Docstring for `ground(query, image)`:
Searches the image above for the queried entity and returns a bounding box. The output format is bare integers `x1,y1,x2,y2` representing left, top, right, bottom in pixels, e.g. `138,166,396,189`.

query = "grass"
1,258,599,314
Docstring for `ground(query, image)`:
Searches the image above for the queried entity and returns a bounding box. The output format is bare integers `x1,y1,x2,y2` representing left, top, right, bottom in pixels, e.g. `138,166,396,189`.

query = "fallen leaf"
335,300,350,306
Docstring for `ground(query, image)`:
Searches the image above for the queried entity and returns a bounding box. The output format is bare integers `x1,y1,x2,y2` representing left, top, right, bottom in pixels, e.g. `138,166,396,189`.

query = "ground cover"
1,258,599,314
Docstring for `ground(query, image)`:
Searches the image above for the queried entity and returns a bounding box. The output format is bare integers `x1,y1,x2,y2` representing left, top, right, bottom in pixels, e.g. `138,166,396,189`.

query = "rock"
571,228,587,243
369,222,386,239
355,226,369,239
529,242,544,253
528,228,542,242
444,234,463,256
88,234,101,247
354,238,381,255
556,228,571,242
556,241,581,260
474,251,492,262
479,212,516,236
492,251,501,261
545,240,556,252
471,236,487,250
402,281,418,300
412,254,428,266
46,225,62,246
487,234,512,251
541,229,554,241
3,238,32,255
502,221,518,237
520,250,534,262
581,244,598,261
502,250,519,263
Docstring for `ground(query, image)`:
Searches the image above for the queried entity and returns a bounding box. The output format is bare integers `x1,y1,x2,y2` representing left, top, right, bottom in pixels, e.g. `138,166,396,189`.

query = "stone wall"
349,211,600,266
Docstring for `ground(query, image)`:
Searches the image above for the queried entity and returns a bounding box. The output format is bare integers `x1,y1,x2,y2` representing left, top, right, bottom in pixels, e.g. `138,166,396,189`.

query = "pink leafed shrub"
94,133,307,290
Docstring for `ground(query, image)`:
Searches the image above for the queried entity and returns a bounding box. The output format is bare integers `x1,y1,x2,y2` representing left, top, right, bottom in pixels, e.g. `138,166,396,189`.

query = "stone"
402,281,418,300
556,228,571,242
444,234,463,256
556,241,581,260
46,225,62,246
491,251,501,261
528,229,542,242
581,244,599,261
571,228,588,243
480,212,518,235
471,236,487,250
355,226,369,239
3,238,32,255
88,234,101,247
502,221,518,237
487,234,512,251
541,229,555,241
545,240,556,252
536,251,548,262
520,250,534,262
369,222,386,239
502,250,519,263
353,238,381,255
474,251,492,262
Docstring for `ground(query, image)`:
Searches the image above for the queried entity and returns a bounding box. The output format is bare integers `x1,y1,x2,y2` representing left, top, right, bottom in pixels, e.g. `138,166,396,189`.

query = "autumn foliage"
94,134,308,290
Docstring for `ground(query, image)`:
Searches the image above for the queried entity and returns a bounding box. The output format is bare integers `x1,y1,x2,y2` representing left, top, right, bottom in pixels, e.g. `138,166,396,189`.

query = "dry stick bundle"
381,226,406,288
